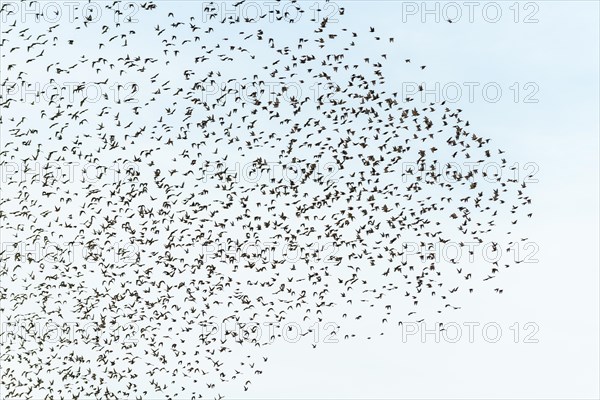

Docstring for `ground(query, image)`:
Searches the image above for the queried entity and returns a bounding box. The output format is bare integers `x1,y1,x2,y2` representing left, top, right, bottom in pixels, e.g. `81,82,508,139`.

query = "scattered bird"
0,1,533,399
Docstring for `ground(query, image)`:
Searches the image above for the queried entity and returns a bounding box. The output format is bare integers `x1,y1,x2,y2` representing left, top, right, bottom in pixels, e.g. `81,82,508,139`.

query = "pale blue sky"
1,1,598,399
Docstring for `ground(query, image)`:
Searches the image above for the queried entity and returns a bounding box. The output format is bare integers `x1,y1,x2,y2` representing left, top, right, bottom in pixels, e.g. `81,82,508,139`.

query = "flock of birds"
0,0,533,398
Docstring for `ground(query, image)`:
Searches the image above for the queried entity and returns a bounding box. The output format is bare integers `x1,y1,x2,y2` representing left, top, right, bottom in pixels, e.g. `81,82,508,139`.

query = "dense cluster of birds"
0,0,533,398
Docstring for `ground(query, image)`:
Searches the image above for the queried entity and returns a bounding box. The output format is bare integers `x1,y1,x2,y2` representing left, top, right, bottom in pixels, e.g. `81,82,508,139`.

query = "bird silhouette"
0,1,533,398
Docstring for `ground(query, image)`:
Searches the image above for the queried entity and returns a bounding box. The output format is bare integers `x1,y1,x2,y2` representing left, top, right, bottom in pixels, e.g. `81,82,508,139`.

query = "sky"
0,0,599,399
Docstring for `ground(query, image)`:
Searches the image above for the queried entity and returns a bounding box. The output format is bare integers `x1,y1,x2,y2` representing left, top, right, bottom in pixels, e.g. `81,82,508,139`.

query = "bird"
0,0,533,398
